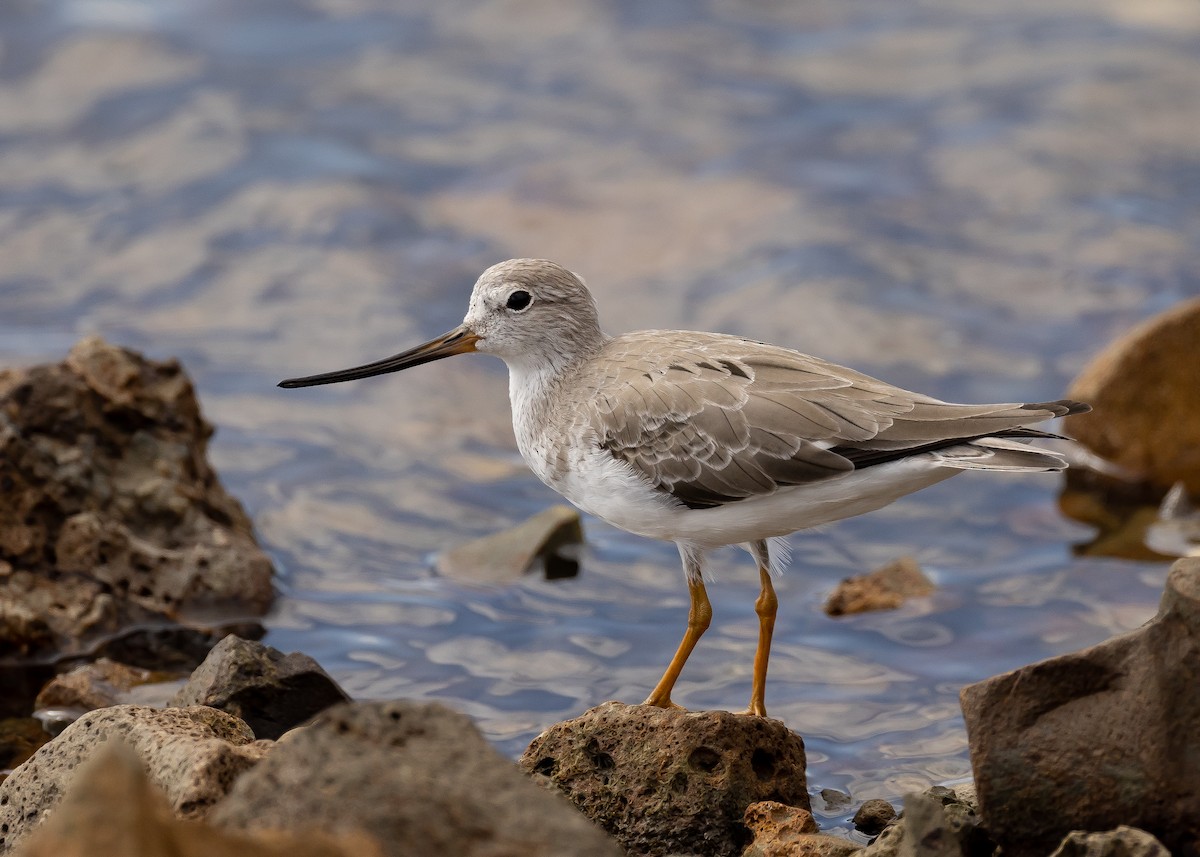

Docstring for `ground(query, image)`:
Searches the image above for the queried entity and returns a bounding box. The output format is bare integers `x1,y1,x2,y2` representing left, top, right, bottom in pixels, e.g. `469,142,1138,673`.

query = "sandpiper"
280,258,1088,717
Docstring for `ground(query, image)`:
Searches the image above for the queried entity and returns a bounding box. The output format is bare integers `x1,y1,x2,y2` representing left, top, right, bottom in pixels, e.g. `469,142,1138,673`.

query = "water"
2,0,1198,821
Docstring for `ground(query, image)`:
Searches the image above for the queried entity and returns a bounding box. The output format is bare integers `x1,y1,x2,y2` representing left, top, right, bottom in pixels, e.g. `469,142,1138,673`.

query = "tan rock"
11,738,379,857
34,658,173,712
1047,826,1169,857
824,557,935,616
0,705,269,852
435,505,584,584
520,701,809,857
1066,297,1200,495
743,801,828,857
960,557,1200,857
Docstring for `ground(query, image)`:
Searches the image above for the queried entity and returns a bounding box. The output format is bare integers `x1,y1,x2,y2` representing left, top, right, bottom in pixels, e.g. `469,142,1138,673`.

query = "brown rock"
435,504,584,583
824,557,935,616
743,801,827,857
960,557,1200,857
1066,297,1200,495
212,700,620,857
852,799,897,836
0,718,50,782
11,738,380,857
168,635,350,740
519,701,810,857
0,704,269,852
1047,827,1169,857
0,337,274,668
34,658,172,712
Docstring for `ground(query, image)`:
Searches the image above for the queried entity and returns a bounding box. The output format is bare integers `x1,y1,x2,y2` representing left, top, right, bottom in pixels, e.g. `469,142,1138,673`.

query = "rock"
0,338,274,668
824,557,935,616
519,701,810,857
818,787,854,813
857,788,992,857
1065,296,1200,495
435,505,584,583
34,658,173,713
211,700,621,857
11,738,381,857
743,801,833,857
960,557,1200,857
1047,827,1170,857
853,799,898,836
168,636,350,740
0,704,269,852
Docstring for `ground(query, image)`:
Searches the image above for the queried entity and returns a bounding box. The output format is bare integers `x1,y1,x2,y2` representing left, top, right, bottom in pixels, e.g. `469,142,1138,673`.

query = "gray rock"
211,700,621,857
857,787,993,857
0,704,269,853
519,701,809,857
1048,827,1169,857
435,504,583,583
168,636,350,740
960,557,1200,857
13,738,382,857
0,338,274,670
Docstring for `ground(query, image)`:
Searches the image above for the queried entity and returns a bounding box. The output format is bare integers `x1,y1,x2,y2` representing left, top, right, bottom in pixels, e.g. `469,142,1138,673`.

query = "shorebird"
280,259,1088,717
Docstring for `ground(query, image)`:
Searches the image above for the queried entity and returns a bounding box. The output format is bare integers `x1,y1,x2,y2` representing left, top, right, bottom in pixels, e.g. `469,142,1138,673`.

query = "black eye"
506,290,532,311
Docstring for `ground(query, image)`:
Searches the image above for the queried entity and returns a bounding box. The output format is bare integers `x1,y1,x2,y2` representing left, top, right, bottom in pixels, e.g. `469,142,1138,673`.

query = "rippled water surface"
3,0,1199,820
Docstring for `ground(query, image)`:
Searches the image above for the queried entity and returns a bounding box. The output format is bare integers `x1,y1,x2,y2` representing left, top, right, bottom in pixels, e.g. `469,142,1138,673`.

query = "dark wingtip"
1023,399,1091,417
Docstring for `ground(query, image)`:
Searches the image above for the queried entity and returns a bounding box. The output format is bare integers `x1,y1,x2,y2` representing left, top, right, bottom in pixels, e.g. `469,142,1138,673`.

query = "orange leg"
643,577,711,710
746,540,777,717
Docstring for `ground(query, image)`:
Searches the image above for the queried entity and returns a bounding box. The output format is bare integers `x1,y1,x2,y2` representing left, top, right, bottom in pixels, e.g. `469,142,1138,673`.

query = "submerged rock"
34,658,175,713
1065,297,1200,495
0,704,269,852
435,504,584,584
0,338,274,666
11,738,379,857
168,635,350,740
212,700,620,857
960,557,1200,857
824,556,935,616
519,701,809,857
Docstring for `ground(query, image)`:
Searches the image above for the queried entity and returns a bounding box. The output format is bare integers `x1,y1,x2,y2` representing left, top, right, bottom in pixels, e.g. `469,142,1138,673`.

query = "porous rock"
1065,296,1200,495
435,504,584,583
1047,826,1169,857
211,700,621,857
743,801,851,857
34,657,171,712
11,738,380,857
824,557,935,617
960,557,1200,857
0,337,274,663
519,701,810,857
0,704,269,852
168,635,350,740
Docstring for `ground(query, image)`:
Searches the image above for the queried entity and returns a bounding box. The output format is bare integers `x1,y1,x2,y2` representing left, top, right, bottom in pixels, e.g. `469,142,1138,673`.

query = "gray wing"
586,331,1083,510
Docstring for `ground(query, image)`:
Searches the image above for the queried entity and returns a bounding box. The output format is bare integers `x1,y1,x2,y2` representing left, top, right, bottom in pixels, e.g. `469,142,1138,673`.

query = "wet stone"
519,701,809,857
34,658,176,713
853,799,898,836
960,557,1200,857
435,505,584,584
168,635,351,740
0,338,274,671
824,557,935,617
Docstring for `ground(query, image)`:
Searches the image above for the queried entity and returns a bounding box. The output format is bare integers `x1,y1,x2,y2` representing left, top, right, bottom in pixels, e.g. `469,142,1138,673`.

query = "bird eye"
506,290,532,311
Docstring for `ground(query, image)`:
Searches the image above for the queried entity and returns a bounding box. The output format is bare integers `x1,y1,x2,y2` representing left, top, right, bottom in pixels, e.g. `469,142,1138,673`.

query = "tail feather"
931,437,1069,472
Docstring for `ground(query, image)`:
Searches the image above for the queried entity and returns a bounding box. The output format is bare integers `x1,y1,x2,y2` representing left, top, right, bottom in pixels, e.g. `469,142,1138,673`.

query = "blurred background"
1,0,1198,825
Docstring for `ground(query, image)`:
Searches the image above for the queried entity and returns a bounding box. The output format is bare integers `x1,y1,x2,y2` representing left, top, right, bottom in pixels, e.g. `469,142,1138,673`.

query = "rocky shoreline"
2,327,1198,856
